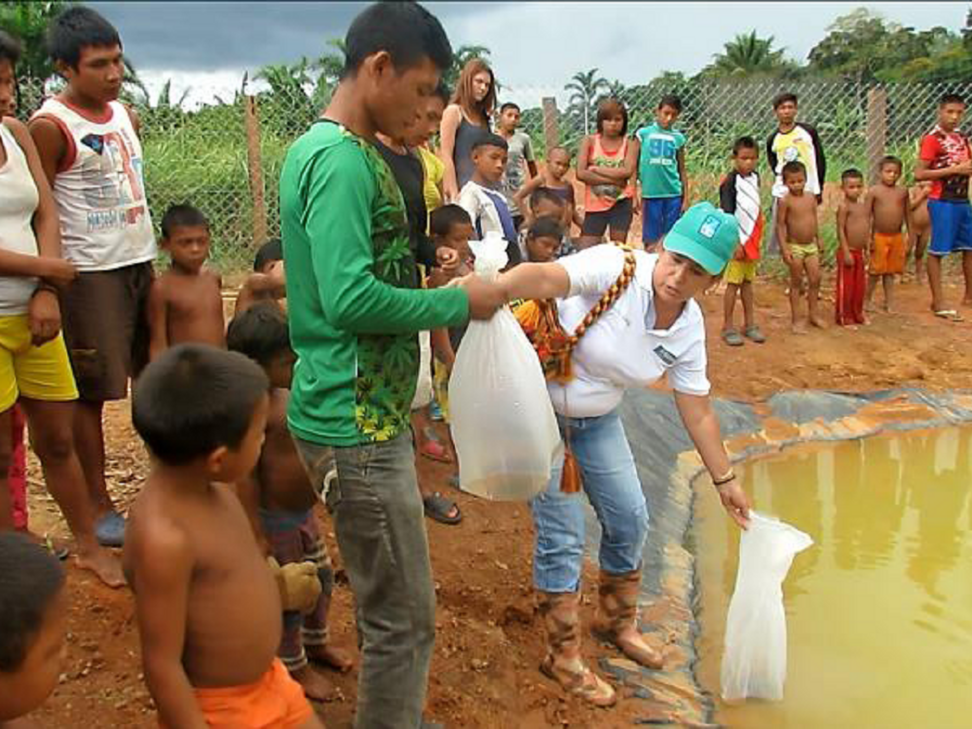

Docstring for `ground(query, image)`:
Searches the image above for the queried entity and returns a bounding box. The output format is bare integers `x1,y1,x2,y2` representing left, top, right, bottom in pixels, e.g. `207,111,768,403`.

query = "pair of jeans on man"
294,407,647,726
294,433,433,729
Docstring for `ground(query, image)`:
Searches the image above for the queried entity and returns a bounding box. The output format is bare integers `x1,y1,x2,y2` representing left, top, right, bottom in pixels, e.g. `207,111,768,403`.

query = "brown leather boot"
537,590,617,707
592,569,664,669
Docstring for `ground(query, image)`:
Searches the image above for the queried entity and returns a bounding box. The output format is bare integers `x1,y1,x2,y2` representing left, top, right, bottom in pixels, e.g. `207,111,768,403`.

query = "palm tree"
706,31,792,77
117,57,155,109
565,68,609,135
605,79,628,104
444,44,492,90
315,38,346,85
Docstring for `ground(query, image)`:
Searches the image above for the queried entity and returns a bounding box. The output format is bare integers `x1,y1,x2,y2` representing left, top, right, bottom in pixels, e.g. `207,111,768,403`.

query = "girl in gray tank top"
439,58,496,200
453,115,485,191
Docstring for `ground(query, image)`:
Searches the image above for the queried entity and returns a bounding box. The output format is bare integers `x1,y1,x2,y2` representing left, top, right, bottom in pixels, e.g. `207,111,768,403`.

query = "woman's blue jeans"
530,407,649,593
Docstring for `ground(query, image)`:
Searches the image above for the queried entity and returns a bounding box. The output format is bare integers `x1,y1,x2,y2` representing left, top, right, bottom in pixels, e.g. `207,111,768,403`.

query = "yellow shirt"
418,147,444,232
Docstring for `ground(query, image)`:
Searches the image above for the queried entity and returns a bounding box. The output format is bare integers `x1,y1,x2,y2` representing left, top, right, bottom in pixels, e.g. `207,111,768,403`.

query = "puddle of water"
692,427,972,729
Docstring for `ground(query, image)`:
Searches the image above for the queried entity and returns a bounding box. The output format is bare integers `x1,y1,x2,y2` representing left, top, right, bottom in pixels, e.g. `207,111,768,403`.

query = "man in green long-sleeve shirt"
279,4,506,728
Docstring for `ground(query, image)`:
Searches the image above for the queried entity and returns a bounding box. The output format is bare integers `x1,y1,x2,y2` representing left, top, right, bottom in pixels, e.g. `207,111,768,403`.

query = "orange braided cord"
517,244,637,384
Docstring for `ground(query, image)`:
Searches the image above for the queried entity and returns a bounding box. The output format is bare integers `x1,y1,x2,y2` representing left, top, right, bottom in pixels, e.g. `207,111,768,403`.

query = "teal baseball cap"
662,202,739,275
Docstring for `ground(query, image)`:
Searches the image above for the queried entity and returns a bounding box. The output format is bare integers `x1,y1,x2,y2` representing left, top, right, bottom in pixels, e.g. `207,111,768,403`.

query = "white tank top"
0,122,41,315
32,98,155,272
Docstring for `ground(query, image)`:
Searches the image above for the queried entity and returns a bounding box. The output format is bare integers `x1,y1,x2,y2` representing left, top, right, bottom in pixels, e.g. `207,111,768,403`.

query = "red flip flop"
418,428,453,463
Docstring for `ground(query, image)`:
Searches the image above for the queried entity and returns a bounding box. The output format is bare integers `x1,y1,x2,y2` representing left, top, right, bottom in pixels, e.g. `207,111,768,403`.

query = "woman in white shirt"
0,31,123,587
499,202,751,706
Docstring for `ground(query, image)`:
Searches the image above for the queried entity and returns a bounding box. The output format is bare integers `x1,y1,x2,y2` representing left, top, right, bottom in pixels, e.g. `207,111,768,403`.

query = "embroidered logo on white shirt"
653,344,676,365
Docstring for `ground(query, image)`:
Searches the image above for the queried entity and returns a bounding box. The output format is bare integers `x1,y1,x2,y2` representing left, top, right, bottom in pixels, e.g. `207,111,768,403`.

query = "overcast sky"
87,2,969,107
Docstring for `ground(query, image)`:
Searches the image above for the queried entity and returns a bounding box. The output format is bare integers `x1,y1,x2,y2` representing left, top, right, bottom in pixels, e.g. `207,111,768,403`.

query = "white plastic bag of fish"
449,232,561,501
721,511,813,701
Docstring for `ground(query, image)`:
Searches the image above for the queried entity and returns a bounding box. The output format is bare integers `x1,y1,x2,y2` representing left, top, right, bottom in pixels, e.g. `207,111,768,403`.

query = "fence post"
542,97,559,154
244,94,267,248
866,87,888,185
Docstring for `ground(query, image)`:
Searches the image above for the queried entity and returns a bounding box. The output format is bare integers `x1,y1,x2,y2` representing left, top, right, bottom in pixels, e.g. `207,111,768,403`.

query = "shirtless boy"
147,205,224,360
227,303,353,702
777,161,824,332
514,147,582,232
909,181,932,284
235,238,286,316
0,532,67,729
866,156,911,313
836,168,870,326
124,344,323,729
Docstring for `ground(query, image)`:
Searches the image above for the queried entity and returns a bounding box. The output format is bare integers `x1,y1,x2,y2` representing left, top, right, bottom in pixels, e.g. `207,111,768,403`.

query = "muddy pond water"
691,427,972,729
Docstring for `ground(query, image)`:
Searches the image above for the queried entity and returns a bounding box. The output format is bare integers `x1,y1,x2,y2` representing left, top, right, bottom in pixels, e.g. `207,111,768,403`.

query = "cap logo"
699,215,722,239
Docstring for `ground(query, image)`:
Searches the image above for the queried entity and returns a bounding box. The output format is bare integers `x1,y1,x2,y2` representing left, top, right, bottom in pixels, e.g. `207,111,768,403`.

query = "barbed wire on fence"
14,76,972,275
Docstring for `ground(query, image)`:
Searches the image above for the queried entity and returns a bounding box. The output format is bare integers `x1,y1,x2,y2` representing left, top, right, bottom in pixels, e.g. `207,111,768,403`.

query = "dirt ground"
25,268,972,729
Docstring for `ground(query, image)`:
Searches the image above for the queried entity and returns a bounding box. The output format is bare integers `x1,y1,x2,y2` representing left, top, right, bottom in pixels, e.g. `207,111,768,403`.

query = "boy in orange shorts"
866,156,911,313
123,345,323,729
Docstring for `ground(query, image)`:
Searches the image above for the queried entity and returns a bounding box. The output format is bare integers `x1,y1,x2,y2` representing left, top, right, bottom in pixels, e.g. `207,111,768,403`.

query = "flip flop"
418,428,452,463
22,530,69,561
721,329,745,347
744,325,767,343
95,511,126,547
44,536,69,561
934,309,964,322
423,493,462,525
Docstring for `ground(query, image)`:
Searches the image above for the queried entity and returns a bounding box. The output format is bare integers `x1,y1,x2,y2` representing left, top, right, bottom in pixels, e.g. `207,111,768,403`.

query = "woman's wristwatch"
712,470,736,488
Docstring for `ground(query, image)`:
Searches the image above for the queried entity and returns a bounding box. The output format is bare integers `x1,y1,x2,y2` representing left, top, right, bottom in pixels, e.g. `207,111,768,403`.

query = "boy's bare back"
869,184,909,235
839,199,871,250
123,476,282,688
150,269,226,351
910,185,931,231
258,389,319,512
781,192,818,245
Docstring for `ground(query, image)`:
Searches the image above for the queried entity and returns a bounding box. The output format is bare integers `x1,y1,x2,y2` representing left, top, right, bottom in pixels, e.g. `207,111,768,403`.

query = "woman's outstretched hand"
717,478,751,530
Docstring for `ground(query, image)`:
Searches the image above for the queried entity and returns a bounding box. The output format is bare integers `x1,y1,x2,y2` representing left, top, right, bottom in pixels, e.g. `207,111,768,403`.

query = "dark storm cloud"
88,1,502,73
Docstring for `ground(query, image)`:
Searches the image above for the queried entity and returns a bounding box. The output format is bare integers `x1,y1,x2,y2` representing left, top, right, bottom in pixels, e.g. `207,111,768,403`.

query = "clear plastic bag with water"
721,511,813,702
449,232,562,501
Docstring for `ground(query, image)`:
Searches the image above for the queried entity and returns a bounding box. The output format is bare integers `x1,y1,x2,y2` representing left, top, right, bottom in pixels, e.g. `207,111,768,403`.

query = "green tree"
2,0,150,114
808,7,971,83
703,31,796,78
605,79,628,104
444,44,491,91
253,39,347,137
315,38,346,86
565,68,609,135
0,0,72,80
808,9,901,82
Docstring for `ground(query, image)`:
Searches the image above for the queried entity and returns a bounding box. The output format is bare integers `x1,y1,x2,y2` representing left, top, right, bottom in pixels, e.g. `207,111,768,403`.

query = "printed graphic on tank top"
32,98,155,272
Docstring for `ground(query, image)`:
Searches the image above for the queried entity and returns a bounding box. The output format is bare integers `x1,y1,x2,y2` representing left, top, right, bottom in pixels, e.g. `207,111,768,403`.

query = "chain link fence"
14,76,972,276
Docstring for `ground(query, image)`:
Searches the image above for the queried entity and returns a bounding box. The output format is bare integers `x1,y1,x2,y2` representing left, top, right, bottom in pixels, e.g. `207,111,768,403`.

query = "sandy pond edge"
602,387,972,726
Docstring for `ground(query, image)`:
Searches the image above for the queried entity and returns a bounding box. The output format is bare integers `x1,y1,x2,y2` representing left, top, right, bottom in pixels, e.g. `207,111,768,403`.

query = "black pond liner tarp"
597,387,972,726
